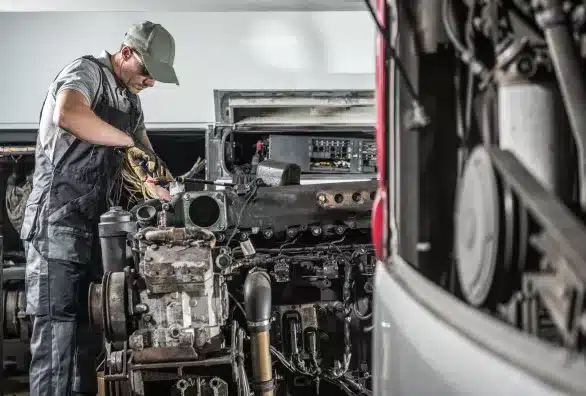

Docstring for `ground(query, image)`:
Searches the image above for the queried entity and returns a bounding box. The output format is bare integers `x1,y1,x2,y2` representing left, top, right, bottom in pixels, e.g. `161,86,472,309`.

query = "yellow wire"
120,147,173,204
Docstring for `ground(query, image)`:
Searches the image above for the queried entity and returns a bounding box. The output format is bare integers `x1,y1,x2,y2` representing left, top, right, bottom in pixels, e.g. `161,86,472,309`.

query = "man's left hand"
145,182,171,201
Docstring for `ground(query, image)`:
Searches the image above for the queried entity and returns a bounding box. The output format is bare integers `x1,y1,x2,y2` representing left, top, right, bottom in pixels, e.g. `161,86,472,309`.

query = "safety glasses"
132,50,151,78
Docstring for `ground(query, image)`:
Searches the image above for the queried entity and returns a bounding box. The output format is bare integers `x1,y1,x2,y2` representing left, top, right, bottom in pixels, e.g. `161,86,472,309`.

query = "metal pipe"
536,0,586,210
243,268,274,396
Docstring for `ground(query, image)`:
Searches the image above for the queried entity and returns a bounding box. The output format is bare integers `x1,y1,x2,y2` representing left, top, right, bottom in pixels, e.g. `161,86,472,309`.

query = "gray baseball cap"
123,21,179,85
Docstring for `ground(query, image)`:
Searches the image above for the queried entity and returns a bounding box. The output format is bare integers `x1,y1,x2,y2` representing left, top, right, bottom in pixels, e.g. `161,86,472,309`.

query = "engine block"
88,179,375,396
128,241,229,362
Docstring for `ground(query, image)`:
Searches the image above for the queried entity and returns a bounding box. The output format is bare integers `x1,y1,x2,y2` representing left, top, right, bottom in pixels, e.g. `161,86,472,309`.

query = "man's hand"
132,139,158,165
145,182,171,201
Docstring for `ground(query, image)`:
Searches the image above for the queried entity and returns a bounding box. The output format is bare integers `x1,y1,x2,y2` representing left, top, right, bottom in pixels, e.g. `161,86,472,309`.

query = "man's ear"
121,46,133,61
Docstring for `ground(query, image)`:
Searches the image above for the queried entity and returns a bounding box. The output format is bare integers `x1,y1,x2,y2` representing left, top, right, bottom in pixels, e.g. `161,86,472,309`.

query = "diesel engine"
87,177,375,396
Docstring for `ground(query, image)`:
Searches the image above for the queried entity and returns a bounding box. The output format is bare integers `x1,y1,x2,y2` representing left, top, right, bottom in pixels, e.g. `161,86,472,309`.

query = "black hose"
229,292,246,318
442,0,489,77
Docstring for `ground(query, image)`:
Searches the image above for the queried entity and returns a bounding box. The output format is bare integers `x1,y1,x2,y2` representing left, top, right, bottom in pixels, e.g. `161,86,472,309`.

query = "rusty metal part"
141,243,213,294
141,227,215,245
0,146,36,157
88,271,129,343
250,331,274,396
88,282,105,333
131,346,200,364
316,188,375,210
106,272,129,342
227,180,376,233
183,192,228,233
129,354,232,371
97,371,107,396
244,268,274,395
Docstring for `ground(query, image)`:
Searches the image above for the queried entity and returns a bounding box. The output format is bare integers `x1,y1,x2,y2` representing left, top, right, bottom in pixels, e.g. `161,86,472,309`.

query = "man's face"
120,46,156,94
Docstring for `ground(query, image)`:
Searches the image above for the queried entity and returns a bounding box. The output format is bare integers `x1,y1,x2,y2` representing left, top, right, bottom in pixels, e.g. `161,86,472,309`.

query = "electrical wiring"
109,147,183,207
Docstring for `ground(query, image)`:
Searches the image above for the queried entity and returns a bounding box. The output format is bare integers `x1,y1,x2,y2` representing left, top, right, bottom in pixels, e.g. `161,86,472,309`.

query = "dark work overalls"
20,55,139,396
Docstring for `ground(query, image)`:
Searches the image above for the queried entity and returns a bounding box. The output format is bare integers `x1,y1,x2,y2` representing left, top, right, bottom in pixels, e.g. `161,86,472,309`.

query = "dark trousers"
25,242,103,396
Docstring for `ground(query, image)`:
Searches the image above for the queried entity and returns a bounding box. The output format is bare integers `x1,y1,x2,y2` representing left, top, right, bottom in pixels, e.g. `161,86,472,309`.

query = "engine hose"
353,302,373,321
328,260,353,378
244,268,274,396
239,363,250,396
342,376,373,396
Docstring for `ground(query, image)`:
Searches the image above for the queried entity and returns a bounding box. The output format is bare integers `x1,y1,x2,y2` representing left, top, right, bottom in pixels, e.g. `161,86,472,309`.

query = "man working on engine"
20,21,178,396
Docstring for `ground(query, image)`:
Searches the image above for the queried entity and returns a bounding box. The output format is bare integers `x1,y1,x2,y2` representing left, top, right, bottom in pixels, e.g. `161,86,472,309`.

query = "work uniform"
20,50,147,396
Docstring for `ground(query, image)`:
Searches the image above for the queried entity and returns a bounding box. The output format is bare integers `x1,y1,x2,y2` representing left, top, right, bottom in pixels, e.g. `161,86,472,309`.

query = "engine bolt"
311,226,322,236
135,303,149,314
184,194,191,201
318,194,327,203
151,245,159,251
143,314,152,322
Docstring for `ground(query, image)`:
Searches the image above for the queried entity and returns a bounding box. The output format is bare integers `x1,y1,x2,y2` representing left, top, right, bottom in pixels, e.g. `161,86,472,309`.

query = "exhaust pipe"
244,268,274,396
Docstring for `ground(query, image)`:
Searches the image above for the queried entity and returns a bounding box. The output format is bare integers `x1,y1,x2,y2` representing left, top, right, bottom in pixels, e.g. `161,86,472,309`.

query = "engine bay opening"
188,195,221,228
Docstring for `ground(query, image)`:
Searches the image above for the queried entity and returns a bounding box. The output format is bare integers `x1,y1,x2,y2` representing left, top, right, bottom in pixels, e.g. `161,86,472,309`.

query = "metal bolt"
135,303,149,314
151,244,159,251
143,314,152,322
311,226,322,236
184,194,191,200
318,194,327,203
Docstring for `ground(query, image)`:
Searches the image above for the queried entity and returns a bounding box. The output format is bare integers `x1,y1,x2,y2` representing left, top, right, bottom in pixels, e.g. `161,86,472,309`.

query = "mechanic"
20,21,178,396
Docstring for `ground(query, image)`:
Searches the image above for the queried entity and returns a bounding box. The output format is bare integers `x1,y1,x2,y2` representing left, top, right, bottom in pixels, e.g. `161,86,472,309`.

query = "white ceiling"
1,0,369,12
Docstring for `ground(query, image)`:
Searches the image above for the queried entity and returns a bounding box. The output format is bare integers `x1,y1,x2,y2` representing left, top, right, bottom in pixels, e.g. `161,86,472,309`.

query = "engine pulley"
88,271,130,343
455,146,503,306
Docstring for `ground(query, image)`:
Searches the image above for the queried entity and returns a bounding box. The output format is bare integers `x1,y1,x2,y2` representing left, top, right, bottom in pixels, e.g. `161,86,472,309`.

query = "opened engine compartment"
88,178,375,396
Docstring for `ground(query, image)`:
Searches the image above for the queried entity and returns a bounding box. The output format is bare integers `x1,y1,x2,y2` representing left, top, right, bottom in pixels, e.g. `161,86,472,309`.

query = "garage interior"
8,0,586,395
0,2,377,396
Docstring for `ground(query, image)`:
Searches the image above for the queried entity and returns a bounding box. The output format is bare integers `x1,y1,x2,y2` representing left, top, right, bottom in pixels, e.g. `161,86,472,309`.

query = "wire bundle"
108,147,174,207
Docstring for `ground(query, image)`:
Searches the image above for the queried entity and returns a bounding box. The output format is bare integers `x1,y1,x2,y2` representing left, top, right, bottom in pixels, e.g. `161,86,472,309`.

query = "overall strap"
37,55,108,124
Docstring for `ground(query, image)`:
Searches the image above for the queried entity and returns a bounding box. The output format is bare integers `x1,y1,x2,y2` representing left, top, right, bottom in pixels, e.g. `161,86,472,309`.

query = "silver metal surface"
455,146,500,306
498,82,571,199
131,241,229,357
373,258,586,396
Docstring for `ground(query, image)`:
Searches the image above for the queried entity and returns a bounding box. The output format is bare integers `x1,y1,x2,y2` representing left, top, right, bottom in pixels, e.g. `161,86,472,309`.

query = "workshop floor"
4,375,29,396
